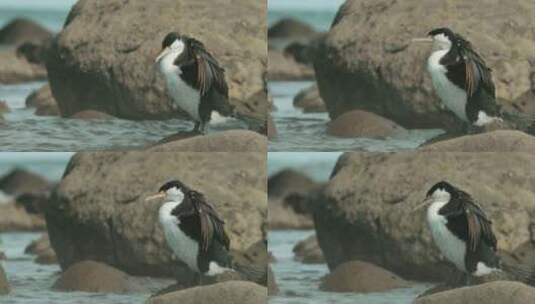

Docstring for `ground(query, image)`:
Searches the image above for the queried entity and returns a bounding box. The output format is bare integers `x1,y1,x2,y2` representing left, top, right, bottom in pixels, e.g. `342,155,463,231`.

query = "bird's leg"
464,273,472,286
197,121,206,135
196,272,202,286
192,121,201,134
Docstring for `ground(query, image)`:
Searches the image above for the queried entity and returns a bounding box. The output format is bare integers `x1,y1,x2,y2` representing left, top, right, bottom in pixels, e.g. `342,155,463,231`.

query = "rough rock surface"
421,130,535,152
0,265,9,295
415,281,535,304
148,281,267,304
311,152,535,281
0,18,52,45
46,0,267,122
0,48,47,84
269,201,314,230
293,235,324,264
52,260,141,293
326,110,405,138
151,130,267,152
35,248,58,265
44,152,266,276
268,169,318,199
293,84,326,113
0,101,9,113
25,234,51,255
320,260,409,293
0,203,46,232
512,241,535,266
0,168,51,195
268,50,315,81
314,0,535,131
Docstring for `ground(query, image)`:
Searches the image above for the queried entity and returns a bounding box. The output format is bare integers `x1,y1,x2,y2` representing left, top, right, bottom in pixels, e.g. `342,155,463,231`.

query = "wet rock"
152,130,267,152
314,0,535,131
0,48,47,84
0,18,52,45
0,168,51,195
35,248,58,265
310,152,535,281
0,251,5,260
69,110,115,120
26,84,60,116
44,151,266,276
16,41,48,65
0,265,9,295
268,169,318,199
320,261,409,293
46,0,266,121
25,234,51,255
415,281,535,304
326,110,405,138
421,130,535,152
53,260,142,293
148,281,266,304
269,200,313,230
268,50,314,81
268,266,278,296
0,101,9,113
0,202,46,231
293,235,324,264
293,84,326,113
268,18,317,40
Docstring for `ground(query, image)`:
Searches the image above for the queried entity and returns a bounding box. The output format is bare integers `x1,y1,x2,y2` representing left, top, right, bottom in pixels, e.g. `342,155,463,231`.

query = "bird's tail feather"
501,261,535,286
232,261,267,285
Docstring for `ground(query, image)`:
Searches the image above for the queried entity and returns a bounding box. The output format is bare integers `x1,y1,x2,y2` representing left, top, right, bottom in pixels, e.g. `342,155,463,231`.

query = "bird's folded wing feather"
459,41,495,99
460,193,497,252
188,190,230,252
188,38,228,97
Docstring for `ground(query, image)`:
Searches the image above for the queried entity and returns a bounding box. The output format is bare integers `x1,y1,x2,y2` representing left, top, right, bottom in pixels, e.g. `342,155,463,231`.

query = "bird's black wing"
186,38,228,98
448,191,497,252
187,190,230,253
456,36,500,121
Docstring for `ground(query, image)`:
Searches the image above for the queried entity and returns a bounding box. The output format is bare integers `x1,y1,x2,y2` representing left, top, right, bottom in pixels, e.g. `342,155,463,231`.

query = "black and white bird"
146,180,264,283
413,28,502,128
155,32,231,134
414,181,535,284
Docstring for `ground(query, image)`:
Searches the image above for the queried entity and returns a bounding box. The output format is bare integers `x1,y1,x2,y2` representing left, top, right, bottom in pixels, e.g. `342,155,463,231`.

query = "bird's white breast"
427,50,469,122
159,54,201,121
159,201,199,272
426,200,467,272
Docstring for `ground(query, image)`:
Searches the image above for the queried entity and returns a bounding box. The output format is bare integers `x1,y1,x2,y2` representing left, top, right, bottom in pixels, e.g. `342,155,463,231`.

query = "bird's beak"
145,191,166,202
412,197,433,213
411,37,433,43
155,47,170,63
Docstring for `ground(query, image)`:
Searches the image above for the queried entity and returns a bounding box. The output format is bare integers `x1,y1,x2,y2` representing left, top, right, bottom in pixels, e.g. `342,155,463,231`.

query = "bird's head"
155,32,186,64
145,180,188,202
413,181,454,212
412,27,455,51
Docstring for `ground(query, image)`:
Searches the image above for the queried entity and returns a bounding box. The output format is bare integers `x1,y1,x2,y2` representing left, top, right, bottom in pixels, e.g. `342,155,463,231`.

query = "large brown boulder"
268,169,318,199
46,0,267,123
267,266,278,296
310,152,535,281
415,281,535,304
44,151,266,277
0,48,47,84
148,281,266,304
0,18,52,45
421,130,535,152
320,260,409,293
25,234,51,255
152,130,267,152
0,265,8,295
314,0,535,131
53,260,142,293
326,110,405,138
0,168,51,195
